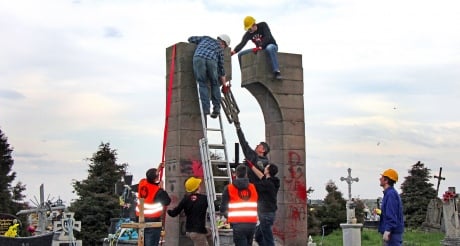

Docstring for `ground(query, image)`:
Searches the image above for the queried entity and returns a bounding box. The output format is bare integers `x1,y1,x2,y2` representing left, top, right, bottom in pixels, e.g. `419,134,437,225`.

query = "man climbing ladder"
188,34,231,119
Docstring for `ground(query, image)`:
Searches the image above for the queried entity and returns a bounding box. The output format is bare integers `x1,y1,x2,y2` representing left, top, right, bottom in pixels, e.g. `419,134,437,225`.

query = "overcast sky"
1,0,459,206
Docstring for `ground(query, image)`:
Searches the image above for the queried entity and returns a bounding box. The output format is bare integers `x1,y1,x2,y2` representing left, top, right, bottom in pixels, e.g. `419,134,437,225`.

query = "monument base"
219,229,234,246
52,240,83,246
340,223,363,246
441,237,460,246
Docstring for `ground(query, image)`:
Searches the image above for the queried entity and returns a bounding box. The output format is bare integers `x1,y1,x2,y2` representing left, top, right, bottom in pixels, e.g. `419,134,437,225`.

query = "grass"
311,228,445,246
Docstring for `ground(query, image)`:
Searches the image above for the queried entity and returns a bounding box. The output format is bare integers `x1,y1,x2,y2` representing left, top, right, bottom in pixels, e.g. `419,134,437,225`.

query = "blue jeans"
144,227,161,246
231,223,256,246
192,56,221,115
255,212,276,246
237,44,279,73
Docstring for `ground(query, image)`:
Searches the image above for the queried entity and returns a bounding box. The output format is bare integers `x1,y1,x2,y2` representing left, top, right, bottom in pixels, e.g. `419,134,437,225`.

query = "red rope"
159,44,176,180
159,44,176,246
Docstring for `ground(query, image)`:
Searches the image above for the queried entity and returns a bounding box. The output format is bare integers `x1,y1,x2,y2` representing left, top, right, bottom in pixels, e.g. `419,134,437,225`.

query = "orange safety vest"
227,183,258,223
136,179,163,218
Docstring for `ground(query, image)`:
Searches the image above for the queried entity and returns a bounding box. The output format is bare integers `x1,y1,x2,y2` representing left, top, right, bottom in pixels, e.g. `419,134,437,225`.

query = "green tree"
353,198,366,223
69,142,127,245
316,180,346,235
307,187,323,236
0,128,29,215
400,161,437,228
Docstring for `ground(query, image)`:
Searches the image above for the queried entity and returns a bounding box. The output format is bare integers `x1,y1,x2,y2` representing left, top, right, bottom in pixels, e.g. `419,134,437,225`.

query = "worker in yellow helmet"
167,177,212,246
378,169,404,246
232,16,282,80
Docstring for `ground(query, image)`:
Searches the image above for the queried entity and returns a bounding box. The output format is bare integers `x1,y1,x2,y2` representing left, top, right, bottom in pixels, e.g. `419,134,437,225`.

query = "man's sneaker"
274,71,283,80
210,111,219,118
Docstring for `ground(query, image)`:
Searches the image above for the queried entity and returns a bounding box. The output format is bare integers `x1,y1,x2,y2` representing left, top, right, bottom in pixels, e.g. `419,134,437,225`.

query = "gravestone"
52,212,82,246
441,187,460,245
16,184,65,235
339,168,362,246
422,198,443,231
340,168,359,224
0,213,19,235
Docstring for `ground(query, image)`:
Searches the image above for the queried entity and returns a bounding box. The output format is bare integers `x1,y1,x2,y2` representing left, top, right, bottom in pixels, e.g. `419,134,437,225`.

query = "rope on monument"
159,43,176,245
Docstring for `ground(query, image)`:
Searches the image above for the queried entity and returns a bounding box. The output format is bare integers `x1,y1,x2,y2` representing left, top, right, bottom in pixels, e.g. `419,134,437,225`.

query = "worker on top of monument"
188,34,231,119
233,119,270,184
231,16,282,80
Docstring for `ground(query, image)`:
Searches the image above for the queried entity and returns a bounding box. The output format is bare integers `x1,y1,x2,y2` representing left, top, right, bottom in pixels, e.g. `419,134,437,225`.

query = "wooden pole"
120,198,162,246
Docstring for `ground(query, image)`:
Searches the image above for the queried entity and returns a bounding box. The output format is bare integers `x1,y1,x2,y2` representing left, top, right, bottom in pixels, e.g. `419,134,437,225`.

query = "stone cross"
433,167,446,197
53,212,82,245
340,168,359,201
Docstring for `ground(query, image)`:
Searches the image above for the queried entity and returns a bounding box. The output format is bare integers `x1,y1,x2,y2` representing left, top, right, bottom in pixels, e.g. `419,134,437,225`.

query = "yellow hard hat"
244,16,256,31
382,168,398,182
185,177,202,192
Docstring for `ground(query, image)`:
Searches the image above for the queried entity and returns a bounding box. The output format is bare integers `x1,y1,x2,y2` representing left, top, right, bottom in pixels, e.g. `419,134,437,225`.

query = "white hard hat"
217,34,231,46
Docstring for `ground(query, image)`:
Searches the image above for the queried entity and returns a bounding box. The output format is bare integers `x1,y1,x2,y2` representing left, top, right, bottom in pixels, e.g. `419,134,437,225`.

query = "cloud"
0,0,459,204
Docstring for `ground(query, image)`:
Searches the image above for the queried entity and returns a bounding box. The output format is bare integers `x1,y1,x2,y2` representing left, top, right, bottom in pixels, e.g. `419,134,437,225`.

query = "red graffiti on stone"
191,160,204,177
285,151,307,202
273,150,308,241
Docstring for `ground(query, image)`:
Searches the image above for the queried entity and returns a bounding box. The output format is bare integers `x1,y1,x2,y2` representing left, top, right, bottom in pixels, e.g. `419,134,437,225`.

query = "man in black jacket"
247,161,280,246
234,120,270,184
167,177,212,245
232,16,282,80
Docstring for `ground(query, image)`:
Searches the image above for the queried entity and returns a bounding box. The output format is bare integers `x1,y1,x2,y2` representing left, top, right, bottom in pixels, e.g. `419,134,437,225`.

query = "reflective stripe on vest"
136,178,163,218
135,202,163,217
227,183,258,223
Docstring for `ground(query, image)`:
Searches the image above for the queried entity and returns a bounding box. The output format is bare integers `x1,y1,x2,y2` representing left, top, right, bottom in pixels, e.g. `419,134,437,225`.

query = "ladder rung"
206,127,222,132
213,176,231,181
209,144,225,149
211,160,228,165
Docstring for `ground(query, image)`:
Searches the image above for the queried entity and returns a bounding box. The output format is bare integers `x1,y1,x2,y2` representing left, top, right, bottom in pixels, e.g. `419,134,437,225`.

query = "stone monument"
441,187,460,245
164,43,307,245
422,167,445,231
339,168,362,246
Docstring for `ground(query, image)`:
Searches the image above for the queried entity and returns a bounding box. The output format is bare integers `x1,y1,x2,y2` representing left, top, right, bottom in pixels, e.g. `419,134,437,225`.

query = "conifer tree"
315,180,346,235
69,142,127,245
0,128,28,215
400,161,436,228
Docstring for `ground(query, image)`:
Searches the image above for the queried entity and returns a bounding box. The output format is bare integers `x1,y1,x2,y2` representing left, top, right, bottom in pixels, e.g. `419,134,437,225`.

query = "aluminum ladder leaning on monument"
196,79,235,246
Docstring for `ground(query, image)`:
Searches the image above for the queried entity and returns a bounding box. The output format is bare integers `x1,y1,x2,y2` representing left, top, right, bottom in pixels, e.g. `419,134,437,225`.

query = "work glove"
221,84,230,94
252,47,262,53
231,50,236,56
383,231,391,241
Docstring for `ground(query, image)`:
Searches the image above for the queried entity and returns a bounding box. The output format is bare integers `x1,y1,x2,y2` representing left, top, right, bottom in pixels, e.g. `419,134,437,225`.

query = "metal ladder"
196,83,233,246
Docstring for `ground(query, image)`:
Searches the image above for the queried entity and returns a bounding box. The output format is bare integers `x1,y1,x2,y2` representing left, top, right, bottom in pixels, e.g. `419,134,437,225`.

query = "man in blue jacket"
378,168,404,246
